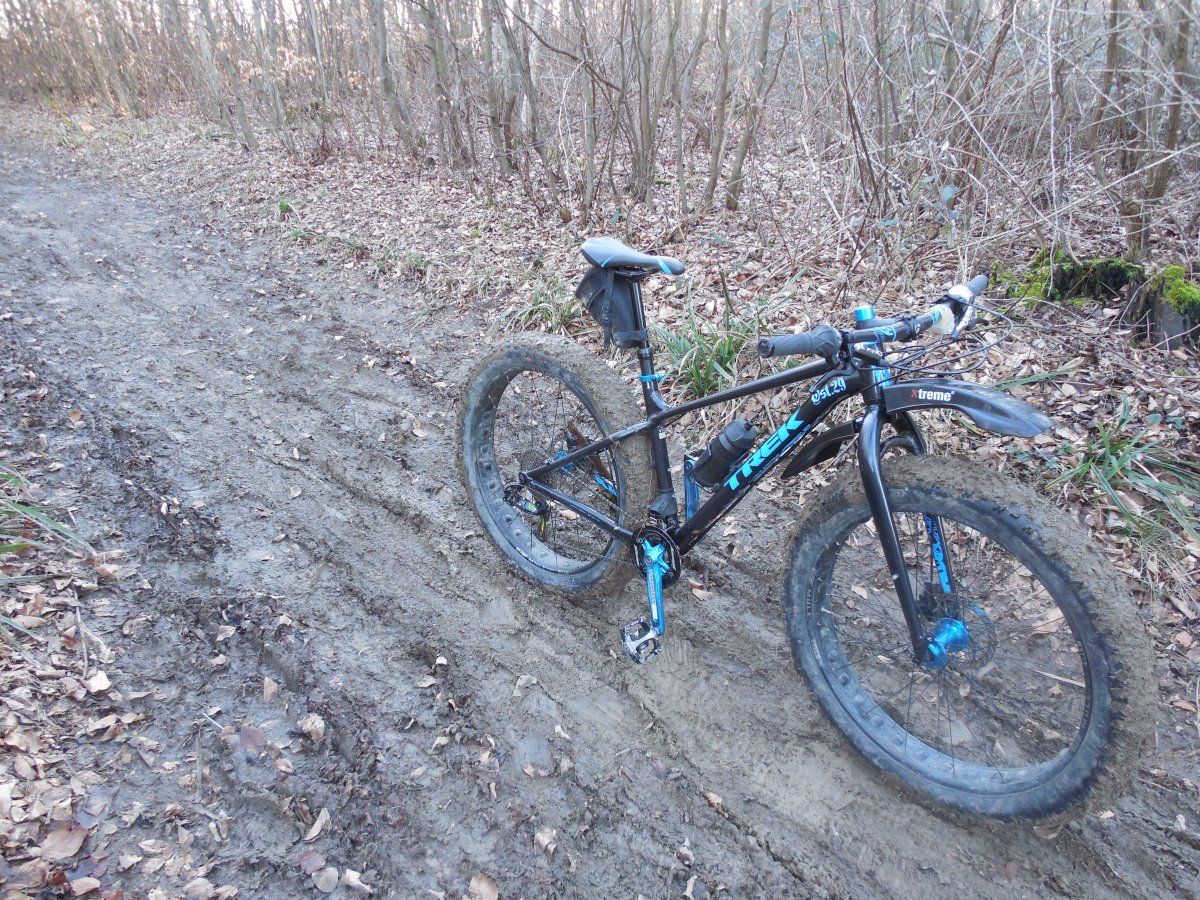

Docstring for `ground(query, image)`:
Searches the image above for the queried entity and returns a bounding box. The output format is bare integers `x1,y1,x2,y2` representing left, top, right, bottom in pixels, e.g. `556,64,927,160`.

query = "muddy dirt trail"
1,141,1195,898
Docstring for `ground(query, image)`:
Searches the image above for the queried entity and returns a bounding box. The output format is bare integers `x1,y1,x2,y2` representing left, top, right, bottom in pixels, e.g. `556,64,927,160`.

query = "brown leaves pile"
1,516,126,891
0,447,233,896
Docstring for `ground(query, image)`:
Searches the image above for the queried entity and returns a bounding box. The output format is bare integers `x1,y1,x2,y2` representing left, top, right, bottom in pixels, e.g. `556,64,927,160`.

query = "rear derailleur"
621,526,681,665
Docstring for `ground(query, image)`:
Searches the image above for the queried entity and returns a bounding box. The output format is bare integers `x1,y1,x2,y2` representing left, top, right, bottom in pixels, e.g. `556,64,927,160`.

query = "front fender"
780,418,860,479
881,378,1052,438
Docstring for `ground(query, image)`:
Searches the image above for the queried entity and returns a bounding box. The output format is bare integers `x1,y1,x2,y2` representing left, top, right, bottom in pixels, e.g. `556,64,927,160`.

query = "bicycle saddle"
580,237,685,276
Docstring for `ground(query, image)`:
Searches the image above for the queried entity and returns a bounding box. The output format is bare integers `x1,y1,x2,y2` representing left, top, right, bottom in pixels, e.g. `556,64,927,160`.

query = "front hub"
925,617,970,669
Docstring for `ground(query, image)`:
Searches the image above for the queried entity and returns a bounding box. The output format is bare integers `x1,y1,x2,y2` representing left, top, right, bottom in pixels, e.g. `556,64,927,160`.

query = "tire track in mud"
1,143,1193,898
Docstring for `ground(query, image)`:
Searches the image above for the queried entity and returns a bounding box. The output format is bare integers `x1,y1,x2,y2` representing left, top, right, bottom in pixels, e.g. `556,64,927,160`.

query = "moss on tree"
1149,265,1200,316
1006,249,1144,307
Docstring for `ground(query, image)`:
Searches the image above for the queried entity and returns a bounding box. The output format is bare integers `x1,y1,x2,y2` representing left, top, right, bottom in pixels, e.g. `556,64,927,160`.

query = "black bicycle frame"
518,281,941,658
521,355,858,546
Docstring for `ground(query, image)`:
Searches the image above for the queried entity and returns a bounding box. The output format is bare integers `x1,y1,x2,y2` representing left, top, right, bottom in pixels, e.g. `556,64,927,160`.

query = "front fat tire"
783,454,1153,820
457,332,655,601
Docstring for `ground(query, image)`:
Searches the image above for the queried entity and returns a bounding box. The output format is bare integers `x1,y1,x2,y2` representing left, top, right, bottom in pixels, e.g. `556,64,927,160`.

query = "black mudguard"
780,418,861,479
880,378,1052,437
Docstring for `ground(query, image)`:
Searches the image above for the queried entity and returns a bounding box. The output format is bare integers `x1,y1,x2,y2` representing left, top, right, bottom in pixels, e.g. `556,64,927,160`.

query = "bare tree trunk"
369,0,417,149
419,0,470,165
1129,0,1191,258
725,0,774,210
701,0,729,211
675,0,711,219
481,1,512,172
492,0,568,218
197,0,259,149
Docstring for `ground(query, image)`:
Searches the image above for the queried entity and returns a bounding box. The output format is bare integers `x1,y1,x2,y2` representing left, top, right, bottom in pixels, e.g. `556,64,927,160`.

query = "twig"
76,608,88,677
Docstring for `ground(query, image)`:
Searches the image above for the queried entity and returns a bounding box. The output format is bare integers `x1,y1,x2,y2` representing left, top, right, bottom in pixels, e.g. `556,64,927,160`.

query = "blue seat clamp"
639,373,665,383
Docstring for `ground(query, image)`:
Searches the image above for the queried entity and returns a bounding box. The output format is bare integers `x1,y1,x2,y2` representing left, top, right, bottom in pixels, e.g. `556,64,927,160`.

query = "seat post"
629,280,678,522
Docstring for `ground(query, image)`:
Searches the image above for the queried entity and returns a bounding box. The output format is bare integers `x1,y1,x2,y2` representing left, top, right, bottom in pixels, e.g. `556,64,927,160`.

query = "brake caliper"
503,483,547,521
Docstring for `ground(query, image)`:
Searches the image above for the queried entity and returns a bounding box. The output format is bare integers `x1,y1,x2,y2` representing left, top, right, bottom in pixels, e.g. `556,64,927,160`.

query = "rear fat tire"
458,332,655,600
783,454,1153,819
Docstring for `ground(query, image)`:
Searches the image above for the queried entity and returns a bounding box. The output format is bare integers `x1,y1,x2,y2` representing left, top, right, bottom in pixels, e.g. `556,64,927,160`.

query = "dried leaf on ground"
312,867,339,893
468,873,500,900
39,823,89,861
304,807,331,842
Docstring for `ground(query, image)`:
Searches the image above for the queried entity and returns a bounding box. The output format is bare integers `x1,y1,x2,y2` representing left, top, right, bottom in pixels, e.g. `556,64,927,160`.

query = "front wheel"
784,454,1152,819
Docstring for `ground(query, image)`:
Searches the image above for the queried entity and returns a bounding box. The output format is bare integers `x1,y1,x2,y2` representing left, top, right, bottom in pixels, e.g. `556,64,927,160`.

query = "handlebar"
756,324,841,361
757,275,988,361
965,274,989,296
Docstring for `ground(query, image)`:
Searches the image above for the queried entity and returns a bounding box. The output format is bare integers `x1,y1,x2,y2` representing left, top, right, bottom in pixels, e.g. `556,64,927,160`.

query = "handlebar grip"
758,324,842,360
965,274,989,296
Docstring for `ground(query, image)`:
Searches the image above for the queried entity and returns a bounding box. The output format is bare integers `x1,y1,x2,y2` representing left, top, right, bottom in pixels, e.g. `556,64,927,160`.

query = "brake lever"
951,303,977,339
943,285,977,339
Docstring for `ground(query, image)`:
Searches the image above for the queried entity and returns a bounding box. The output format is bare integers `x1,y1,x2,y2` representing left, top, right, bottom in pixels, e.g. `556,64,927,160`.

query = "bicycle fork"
858,406,959,667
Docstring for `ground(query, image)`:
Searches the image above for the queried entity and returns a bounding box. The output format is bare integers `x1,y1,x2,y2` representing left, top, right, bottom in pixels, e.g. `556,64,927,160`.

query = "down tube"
673,368,867,553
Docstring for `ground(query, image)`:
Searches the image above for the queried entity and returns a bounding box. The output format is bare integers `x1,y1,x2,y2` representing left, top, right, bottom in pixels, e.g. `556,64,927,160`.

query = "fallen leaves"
299,712,326,744
312,866,339,893
341,869,374,894
703,791,729,818
511,674,537,698
304,807,331,842
468,873,500,900
38,823,90,861
69,875,100,895
82,670,110,694
676,838,694,867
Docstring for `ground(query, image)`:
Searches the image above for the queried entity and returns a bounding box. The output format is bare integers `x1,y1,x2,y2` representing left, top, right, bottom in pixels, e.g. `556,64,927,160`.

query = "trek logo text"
725,408,809,490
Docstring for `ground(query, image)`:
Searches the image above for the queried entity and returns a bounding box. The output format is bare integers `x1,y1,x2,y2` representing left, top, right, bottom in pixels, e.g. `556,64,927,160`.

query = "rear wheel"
784,454,1151,819
458,333,654,599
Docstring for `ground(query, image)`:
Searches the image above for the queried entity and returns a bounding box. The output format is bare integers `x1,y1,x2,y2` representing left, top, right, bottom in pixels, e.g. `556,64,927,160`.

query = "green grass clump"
654,303,754,399
402,251,432,273
492,277,580,335
1048,400,1200,546
1,467,93,646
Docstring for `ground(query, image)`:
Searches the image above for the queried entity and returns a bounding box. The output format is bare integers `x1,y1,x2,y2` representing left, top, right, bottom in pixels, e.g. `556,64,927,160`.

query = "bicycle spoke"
488,369,622,574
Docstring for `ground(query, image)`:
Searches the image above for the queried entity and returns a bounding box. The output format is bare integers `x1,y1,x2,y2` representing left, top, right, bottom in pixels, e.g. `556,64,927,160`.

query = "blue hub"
926,617,970,669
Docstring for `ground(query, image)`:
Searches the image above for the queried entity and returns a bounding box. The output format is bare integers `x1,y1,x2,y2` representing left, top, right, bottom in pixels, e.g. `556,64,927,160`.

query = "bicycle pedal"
621,619,661,664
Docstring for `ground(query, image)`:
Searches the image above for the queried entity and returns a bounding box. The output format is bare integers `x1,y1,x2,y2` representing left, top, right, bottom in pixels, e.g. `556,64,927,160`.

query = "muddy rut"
1,143,1194,898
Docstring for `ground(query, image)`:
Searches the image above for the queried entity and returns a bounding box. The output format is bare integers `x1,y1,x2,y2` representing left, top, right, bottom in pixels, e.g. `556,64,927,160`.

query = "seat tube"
630,280,677,520
858,403,927,660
